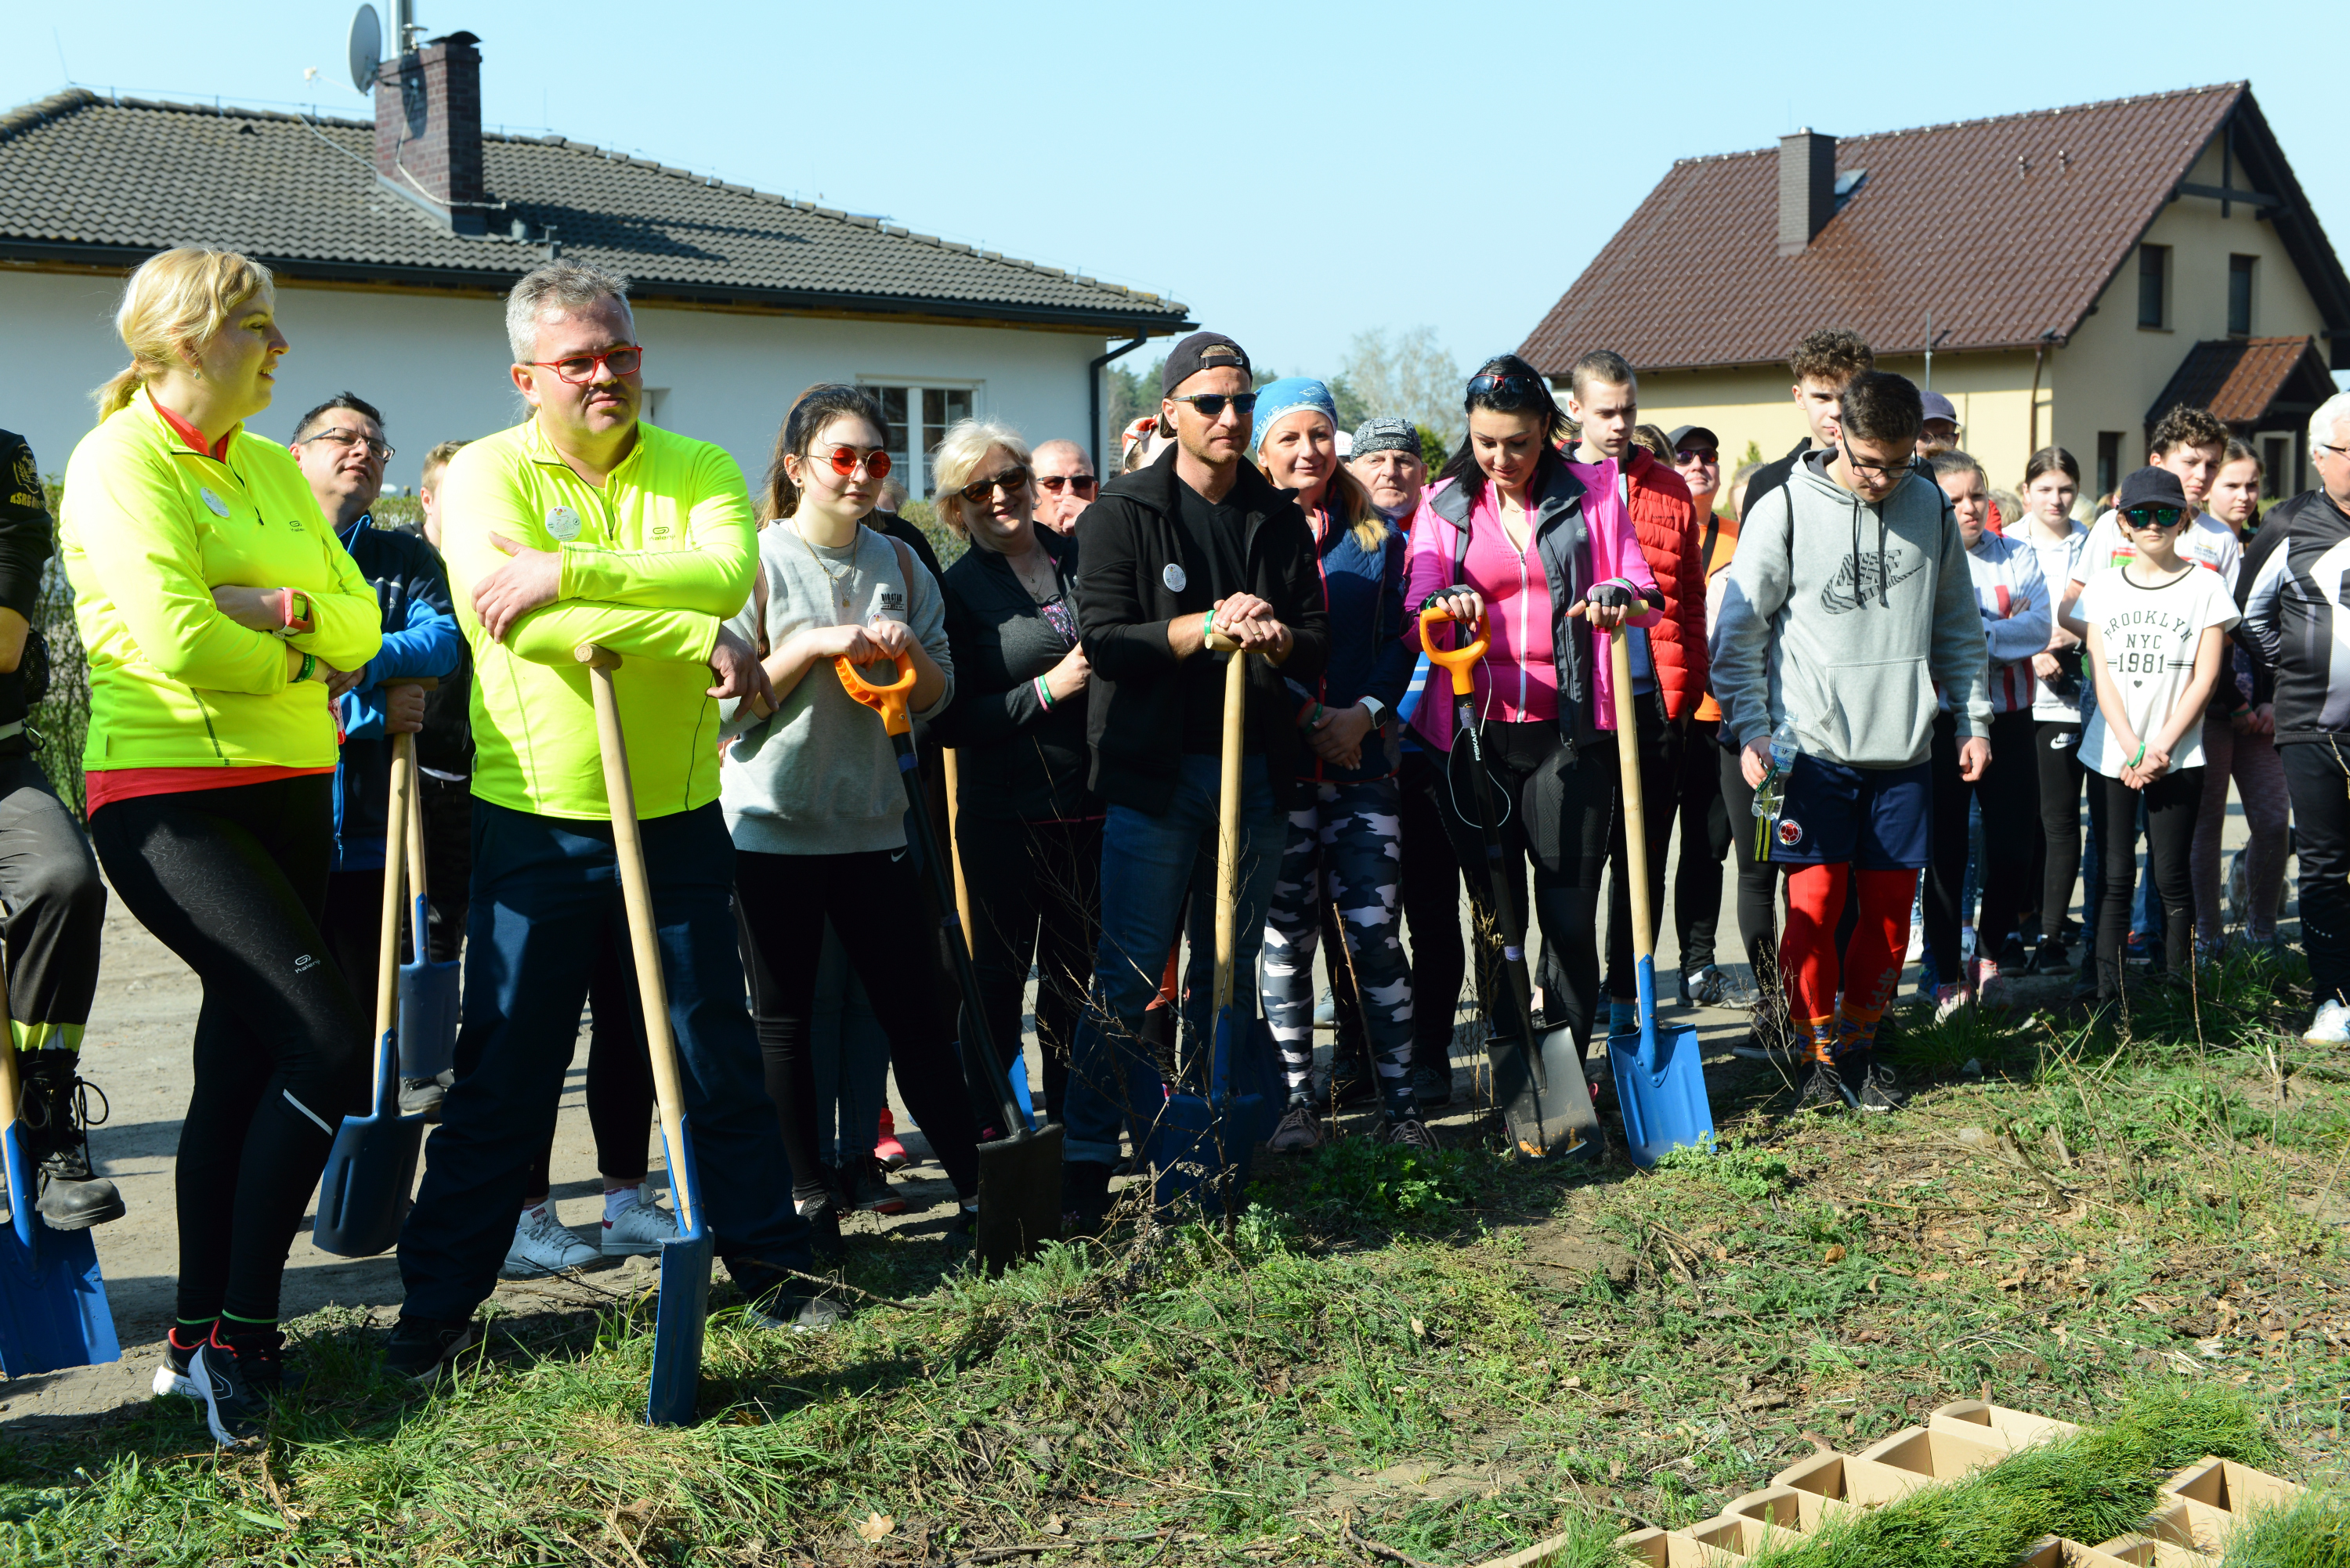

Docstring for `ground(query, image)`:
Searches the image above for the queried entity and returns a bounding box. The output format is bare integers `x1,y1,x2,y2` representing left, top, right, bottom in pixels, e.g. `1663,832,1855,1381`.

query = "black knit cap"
1162,331,1252,396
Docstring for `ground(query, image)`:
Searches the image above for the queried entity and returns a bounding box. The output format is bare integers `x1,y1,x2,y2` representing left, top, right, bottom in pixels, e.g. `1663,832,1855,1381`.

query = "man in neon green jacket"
387,264,834,1378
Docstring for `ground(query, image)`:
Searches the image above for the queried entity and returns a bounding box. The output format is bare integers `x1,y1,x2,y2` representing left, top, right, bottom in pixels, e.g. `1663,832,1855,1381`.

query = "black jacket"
931,527,1097,822
2237,487,2350,742
0,429,54,750
1073,448,1330,812
1744,437,1813,524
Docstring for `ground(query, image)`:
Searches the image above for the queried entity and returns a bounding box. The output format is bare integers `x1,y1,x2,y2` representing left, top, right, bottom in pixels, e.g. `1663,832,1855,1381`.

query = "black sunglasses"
2124,504,2185,529
1166,392,1257,419
1466,371,1543,402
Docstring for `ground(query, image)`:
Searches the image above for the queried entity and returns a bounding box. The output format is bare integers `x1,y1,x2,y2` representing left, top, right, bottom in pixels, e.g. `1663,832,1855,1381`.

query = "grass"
5,945,2348,1565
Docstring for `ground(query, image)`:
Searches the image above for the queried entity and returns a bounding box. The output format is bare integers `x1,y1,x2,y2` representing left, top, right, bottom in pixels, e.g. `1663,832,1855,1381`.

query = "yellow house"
1520,83,2350,504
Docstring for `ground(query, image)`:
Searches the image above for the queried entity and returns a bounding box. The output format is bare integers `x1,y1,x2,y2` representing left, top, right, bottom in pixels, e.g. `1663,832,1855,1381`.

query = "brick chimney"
1777,128,1836,255
374,31,486,236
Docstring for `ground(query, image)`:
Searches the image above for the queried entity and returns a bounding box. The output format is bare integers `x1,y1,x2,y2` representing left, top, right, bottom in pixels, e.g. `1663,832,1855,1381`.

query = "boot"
16,1050,126,1230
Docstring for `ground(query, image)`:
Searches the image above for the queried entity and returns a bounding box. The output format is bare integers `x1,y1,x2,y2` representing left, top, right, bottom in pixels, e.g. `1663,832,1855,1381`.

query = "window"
2264,436,2289,500
2138,244,2170,329
2097,432,2124,500
2228,255,2257,336
866,384,974,499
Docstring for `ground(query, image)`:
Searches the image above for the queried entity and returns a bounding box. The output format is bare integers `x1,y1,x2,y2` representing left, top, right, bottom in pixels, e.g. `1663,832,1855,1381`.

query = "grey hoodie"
1711,451,1989,769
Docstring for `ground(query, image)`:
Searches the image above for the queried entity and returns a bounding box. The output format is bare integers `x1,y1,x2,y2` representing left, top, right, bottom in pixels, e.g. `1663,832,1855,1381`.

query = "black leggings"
2035,722,2086,940
1673,720,1732,970
1719,742,1783,1002
735,847,980,1201
89,775,366,1328
1435,720,1614,1053
1924,709,2038,982
521,919,656,1198
956,815,1100,1117
2085,766,2204,1001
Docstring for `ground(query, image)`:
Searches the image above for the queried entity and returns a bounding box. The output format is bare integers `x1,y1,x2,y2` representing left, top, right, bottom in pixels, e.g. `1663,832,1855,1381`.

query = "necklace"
792,521,857,612
1007,547,1058,603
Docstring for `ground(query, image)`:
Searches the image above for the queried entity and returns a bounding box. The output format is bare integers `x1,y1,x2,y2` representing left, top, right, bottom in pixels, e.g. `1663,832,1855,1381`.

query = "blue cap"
1252,377,1339,456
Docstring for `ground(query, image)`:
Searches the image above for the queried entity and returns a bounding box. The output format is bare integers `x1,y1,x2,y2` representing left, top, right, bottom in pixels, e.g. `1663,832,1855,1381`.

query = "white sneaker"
1932,984,1969,1024
500,1205,600,1278
601,1186,681,1255
2306,999,2350,1046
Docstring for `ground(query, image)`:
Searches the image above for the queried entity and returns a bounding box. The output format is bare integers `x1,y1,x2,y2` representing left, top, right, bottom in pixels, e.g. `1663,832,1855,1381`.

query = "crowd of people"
10,243,2350,1449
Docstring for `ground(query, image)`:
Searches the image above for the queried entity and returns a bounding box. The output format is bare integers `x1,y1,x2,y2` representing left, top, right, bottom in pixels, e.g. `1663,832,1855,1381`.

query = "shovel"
1595,626,1717,1166
0,967,121,1378
1417,605,1598,1161
396,690,459,1089
1141,631,1267,1211
577,644,714,1425
836,652,1063,1274
313,724,426,1257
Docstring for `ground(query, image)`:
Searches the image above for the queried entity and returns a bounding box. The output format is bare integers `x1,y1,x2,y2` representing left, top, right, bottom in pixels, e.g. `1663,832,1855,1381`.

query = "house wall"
1,267,1109,499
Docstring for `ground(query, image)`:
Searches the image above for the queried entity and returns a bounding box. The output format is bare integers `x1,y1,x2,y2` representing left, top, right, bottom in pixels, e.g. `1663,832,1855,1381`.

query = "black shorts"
1767,753,1932,871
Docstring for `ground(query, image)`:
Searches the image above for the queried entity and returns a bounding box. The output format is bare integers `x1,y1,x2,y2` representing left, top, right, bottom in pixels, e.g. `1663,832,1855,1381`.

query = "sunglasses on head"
1166,392,1257,420
1036,474,1097,496
811,445,891,480
2124,504,2184,529
1466,371,1542,402
956,464,1031,505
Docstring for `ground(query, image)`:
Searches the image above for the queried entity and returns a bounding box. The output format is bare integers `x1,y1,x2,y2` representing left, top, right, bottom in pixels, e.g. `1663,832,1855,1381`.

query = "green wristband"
297,652,316,685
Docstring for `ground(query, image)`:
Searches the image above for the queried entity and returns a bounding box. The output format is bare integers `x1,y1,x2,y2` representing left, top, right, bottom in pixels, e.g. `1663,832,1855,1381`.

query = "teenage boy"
2240,390,2350,1042
1063,331,1329,1226
1712,371,1990,1112
386,263,826,1379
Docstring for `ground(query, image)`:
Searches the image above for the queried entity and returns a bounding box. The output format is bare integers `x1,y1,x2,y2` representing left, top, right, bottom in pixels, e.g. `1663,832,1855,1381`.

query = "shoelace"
16,1070,109,1134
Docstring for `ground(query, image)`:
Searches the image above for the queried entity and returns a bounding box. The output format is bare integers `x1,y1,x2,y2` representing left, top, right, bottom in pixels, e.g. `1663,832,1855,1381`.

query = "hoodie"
1710,450,1990,768
1952,529,2048,717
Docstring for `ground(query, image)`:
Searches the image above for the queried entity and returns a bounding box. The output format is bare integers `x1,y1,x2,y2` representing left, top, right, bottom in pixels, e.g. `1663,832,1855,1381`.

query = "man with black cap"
1064,331,1330,1224
1918,392,1961,453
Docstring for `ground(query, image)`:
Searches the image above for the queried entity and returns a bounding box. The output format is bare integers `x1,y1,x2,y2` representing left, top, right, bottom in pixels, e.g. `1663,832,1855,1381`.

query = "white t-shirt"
2076,563,2241,778
2025,522,2087,722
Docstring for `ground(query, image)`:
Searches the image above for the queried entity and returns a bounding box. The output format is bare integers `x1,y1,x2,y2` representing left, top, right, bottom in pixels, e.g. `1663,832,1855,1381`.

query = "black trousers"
0,754,105,1043
89,775,365,1327
2034,722,2087,943
1924,709,2038,982
1603,703,1683,999
1672,719,1732,970
2283,741,2350,1007
418,772,472,964
521,918,656,1198
1329,746,1468,1070
956,815,1101,1118
1719,741,1783,1001
2085,765,2204,1001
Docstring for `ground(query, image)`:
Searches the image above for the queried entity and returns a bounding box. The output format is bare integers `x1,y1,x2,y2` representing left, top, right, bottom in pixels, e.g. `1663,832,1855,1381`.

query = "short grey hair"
504,262,632,363
2313,390,2350,455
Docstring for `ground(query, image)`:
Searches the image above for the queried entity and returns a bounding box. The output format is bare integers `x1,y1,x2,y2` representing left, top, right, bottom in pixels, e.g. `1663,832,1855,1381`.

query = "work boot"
16,1050,126,1230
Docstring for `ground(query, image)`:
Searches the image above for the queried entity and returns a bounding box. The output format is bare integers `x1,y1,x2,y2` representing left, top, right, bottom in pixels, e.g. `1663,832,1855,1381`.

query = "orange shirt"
1694,511,1739,724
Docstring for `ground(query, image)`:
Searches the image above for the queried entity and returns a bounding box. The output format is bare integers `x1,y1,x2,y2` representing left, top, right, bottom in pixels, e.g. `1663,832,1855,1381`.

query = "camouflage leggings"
1260,779,1415,1111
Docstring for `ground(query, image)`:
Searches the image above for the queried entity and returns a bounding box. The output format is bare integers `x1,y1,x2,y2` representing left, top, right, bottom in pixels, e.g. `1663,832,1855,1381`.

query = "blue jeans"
399,802,807,1320
1061,754,1285,1168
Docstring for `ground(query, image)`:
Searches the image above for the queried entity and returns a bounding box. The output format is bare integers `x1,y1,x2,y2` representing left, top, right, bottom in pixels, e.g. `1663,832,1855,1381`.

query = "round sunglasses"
808,445,893,480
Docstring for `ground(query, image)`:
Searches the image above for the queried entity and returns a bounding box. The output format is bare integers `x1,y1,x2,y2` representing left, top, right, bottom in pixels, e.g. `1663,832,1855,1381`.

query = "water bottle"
1751,716,1800,819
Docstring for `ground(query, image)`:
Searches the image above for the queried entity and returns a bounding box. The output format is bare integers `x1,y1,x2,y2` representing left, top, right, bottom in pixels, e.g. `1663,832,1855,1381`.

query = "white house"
0,31,1191,494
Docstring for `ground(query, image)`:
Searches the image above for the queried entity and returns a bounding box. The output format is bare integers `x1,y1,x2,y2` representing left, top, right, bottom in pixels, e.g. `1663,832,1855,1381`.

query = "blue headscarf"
1252,377,1339,458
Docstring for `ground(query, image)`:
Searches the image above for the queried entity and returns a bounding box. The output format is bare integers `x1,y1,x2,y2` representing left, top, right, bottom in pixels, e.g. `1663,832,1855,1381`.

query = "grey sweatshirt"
1711,451,1990,769
718,522,953,854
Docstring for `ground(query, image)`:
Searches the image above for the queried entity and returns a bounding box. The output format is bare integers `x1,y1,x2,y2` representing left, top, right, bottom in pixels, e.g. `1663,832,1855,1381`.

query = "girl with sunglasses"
720,385,982,1255
928,420,1098,1126
1405,354,1659,1071
2063,468,2240,1004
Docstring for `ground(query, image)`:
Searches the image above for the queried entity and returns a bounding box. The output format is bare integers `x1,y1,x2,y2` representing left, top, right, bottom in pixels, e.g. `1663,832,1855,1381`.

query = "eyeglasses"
2319,443,2350,461
2124,504,2184,529
1840,439,1913,482
957,465,1031,504
1675,448,1719,466
298,427,395,462
811,445,892,480
1036,474,1098,496
1466,372,1542,401
1166,392,1257,420
526,345,645,385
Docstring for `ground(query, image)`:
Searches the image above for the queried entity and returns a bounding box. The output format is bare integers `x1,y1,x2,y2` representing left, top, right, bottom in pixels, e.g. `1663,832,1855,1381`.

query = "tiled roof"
0,89,1191,332
1522,84,2346,374
2146,335,2337,430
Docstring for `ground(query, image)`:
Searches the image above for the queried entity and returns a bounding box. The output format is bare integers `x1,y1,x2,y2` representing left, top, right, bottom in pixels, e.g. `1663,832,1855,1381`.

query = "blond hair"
931,419,1034,542
93,247,277,419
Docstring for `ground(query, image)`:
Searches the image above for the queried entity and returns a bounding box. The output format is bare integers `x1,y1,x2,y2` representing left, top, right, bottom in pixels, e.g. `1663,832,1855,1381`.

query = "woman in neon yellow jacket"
60,247,382,1447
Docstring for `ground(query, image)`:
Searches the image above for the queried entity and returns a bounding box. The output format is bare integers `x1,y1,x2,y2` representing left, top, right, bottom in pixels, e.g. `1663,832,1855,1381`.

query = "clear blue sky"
11,1,2343,381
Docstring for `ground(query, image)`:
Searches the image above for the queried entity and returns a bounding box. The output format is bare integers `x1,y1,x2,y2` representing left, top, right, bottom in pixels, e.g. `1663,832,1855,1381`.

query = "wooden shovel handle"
1209,629,1246,1014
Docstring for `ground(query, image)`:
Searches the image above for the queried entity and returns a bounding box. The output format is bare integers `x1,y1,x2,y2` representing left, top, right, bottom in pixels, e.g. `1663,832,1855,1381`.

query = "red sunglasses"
811,445,892,480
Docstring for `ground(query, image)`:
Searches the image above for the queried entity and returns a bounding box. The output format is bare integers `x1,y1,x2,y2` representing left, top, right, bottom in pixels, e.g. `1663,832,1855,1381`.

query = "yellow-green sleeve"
289,519,386,671
555,448,757,616
506,601,720,667
74,452,289,694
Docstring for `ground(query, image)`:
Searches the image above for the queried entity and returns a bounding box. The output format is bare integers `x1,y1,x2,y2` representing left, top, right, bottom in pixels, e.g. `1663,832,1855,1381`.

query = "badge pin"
1162,562,1188,593
199,486,230,518
546,505,581,541
1777,818,1803,846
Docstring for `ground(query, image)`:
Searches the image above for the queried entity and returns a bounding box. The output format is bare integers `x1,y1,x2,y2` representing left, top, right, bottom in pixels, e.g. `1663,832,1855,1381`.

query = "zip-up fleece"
1072,447,1331,813
1282,516,1413,783
436,417,756,821
1712,449,1990,767
330,515,465,870
2238,486,2350,743
61,388,383,771
1952,530,2048,716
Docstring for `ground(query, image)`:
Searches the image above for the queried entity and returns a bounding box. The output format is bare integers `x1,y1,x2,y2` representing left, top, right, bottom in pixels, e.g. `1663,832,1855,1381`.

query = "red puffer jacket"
1624,449,1708,721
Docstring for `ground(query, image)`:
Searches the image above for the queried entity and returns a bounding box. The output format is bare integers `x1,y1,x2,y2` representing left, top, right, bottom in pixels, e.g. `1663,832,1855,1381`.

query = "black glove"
1419,590,1470,616
1586,580,1636,611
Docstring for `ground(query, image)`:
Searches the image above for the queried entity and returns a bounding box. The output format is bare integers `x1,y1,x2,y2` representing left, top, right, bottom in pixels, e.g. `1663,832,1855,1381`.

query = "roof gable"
1522,84,2348,375
2146,335,2337,432
0,89,1190,332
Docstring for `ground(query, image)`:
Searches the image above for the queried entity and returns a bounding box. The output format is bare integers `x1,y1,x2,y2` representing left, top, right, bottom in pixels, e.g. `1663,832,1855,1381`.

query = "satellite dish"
347,5,382,93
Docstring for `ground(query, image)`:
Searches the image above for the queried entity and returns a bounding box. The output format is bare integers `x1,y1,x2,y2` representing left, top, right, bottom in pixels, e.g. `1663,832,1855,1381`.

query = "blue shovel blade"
1005,1051,1034,1122
0,1120,121,1378
1607,1021,1716,1169
313,1026,425,1258
645,1118,712,1428
397,897,460,1085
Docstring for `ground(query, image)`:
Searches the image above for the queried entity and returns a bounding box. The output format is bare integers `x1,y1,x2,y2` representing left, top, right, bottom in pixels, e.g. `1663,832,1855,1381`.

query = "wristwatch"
1359,695,1391,735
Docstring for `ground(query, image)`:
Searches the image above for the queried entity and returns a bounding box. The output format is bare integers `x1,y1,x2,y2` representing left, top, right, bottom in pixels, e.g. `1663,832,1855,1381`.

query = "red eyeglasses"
526,345,645,385
812,445,892,480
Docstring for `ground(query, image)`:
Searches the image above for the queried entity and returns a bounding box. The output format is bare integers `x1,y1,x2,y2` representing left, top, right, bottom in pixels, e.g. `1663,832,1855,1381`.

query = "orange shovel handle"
1417,603,1489,697
835,650,919,737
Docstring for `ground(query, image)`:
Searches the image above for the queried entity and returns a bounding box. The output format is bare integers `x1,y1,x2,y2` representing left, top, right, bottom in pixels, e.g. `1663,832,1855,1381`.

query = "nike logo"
889,849,908,864
1820,550,1927,614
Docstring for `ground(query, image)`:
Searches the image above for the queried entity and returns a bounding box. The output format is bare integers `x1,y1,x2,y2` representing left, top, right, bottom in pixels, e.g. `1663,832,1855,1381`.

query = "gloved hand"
1586,580,1637,610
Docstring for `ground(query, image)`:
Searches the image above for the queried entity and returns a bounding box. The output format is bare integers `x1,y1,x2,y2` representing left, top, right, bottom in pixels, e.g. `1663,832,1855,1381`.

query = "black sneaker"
747,1291,846,1333
383,1314,478,1382
1321,1061,1377,1107
1838,1057,1909,1115
1410,1060,1454,1110
795,1188,845,1264
1684,965,1755,1010
2026,937,2073,974
1790,1062,1845,1115
152,1328,205,1400
191,1331,282,1447
16,1052,125,1230
1997,934,2029,969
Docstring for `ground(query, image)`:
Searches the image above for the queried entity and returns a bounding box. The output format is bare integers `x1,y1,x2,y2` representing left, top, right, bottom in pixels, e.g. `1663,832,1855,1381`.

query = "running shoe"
747,1292,847,1334
152,1328,204,1400
2124,929,2156,963
1838,1057,1909,1114
1410,1060,1454,1110
1971,957,2007,1010
2305,999,2350,1046
190,1330,283,1448
1998,934,2029,969
797,1190,845,1264
1932,983,1969,1023
2026,936,2072,974
600,1185,682,1256
1267,1098,1322,1154
396,1070,455,1121
383,1315,478,1382
844,1154,909,1216
501,1204,600,1278
1383,1115,1438,1150
1683,965,1755,1010
1790,1063,1845,1115
873,1110,909,1172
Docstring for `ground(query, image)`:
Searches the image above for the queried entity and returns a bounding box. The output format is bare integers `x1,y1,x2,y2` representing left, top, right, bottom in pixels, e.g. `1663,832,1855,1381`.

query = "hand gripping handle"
835,650,919,737
1417,602,1489,697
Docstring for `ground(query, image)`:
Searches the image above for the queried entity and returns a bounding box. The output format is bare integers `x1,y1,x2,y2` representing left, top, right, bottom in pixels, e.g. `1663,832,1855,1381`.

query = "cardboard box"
1722,1483,1860,1534
1927,1399,2084,1451
1853,1425,2009,1484
1611,1526,1734,1566
2013,1535,2149,1568
2162,1456,2305,1517
1769,1448,1928,1508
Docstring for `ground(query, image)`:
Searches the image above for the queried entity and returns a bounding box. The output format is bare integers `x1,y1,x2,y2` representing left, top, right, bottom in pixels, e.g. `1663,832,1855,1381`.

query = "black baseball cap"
1162,331,1252,396
1665,424,1719,453
2115,465,2189,515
